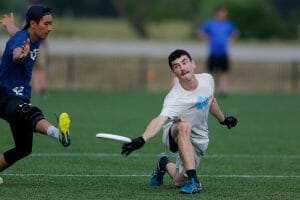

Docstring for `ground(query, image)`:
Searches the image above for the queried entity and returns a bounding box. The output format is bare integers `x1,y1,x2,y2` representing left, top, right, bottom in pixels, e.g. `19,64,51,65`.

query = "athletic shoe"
179,178,203,194
149,153,168,186
58,112,71,147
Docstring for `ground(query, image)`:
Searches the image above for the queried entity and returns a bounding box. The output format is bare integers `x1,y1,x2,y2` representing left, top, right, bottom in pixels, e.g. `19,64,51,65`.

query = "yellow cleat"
58,112,71,147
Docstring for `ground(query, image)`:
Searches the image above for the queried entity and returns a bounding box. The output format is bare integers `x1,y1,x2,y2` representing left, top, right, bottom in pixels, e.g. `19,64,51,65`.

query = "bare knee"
177,121,192,137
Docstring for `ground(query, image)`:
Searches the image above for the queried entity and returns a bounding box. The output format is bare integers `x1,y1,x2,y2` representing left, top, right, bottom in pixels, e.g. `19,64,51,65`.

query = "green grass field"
0,91,300,200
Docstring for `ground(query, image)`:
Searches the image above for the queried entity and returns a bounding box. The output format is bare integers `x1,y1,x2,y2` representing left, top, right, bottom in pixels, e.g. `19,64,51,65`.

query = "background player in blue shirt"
197,6,239,97
0,5,71,181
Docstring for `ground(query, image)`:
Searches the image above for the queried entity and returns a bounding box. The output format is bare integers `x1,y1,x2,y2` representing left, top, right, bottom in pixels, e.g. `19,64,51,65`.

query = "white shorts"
162,121,209,176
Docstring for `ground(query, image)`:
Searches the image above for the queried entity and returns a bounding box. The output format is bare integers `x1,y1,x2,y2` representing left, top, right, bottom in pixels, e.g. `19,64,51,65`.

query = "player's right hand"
121,136,145,156
0,13,14,27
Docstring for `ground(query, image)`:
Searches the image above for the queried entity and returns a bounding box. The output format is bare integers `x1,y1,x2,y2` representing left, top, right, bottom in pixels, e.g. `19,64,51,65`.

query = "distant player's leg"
217,55,230,97
218,72,229,97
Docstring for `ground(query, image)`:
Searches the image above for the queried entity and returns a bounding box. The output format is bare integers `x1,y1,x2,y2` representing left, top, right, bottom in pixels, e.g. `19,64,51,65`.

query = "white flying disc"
96,133,132,143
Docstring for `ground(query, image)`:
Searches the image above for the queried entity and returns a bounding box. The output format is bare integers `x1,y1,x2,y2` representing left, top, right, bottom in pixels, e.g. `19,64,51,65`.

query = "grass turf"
0,91,299,199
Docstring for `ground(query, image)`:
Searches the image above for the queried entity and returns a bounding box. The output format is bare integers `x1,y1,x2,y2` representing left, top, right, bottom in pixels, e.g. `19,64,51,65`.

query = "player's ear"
30,20,38,28
171,69,176,77
191,60,196,70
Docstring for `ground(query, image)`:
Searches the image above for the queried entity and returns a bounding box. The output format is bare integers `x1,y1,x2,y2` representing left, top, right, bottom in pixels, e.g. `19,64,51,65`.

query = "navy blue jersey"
0,30,40,101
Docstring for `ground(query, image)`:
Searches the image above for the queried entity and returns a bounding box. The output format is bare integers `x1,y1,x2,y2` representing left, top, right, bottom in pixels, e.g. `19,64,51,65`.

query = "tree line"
1,0,299,40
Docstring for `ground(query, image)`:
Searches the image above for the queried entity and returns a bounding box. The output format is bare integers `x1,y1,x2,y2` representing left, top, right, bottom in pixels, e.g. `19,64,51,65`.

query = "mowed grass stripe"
3,173,300,178
29,153,300,159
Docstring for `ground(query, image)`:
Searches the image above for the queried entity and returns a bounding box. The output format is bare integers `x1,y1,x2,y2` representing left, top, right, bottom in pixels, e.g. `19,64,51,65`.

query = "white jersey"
160,73,215,141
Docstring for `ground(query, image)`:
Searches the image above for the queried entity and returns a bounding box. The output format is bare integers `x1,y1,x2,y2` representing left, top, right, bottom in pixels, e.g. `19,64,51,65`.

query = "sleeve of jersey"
229,21,239,35
202,73,215,95
200,21,210,35
159,93,180,118
8,33,27,54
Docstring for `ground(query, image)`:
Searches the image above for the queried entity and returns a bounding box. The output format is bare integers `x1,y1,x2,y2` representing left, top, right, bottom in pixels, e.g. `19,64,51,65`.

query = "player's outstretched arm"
121,115,168,156
0,13,19,36
209,97,225,122
209,97,238,129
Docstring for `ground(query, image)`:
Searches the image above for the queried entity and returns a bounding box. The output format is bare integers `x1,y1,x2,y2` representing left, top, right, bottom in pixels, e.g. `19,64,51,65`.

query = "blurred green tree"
226,0,298,39
1,0,299,40
112,0,149,39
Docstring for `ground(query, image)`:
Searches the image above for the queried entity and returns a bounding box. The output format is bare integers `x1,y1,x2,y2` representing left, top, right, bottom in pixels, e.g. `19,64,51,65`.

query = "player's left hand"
220,116,238,129
20,38,30,59
121,136,145,156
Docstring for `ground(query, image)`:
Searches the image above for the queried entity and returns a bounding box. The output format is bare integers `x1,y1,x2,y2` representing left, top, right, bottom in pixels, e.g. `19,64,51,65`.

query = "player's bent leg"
2,123,34,169
3,130,33,168
58,112,71,147
150,153,169,186
175,121,195,171
18,103,45,129
3,147,32,165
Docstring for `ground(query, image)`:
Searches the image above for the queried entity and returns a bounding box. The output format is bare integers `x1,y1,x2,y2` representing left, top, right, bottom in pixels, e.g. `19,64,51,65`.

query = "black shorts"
0,86,29,122
168,129,178,153
207,55,230,72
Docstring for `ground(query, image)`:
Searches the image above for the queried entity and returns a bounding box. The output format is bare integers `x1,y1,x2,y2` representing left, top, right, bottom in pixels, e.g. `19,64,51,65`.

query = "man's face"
216,8,228,20
32,14,53,39
171,55,195,81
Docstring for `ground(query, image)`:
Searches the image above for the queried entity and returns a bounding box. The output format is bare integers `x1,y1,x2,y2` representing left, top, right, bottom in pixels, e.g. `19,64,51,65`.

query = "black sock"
186,169,199,183
159,156,169,171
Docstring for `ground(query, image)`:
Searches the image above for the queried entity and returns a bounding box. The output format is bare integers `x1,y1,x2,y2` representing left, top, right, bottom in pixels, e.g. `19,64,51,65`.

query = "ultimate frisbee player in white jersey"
121,49,238,194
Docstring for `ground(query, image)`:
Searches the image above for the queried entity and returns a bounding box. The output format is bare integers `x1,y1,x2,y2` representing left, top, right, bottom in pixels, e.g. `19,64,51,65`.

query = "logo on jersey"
12,86,24,96
189,95,212,110
30,49,38,61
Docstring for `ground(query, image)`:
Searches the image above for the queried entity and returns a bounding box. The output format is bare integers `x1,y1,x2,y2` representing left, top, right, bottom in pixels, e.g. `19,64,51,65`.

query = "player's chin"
41,33,49,39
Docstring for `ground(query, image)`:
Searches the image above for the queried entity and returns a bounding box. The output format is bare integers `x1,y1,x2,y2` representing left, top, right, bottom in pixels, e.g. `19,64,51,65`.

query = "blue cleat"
179,178,203,194
149,153,168,186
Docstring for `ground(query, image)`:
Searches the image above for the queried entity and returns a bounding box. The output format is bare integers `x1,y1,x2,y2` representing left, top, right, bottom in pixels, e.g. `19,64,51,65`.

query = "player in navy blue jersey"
0,5,71,181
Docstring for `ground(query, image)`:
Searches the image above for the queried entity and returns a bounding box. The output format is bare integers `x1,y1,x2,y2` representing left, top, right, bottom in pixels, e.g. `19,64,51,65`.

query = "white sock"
47,126,59,140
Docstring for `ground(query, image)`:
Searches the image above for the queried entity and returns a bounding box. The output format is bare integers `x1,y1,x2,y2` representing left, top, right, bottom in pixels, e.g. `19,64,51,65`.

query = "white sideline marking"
2,173,300,179
29,153,300,159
